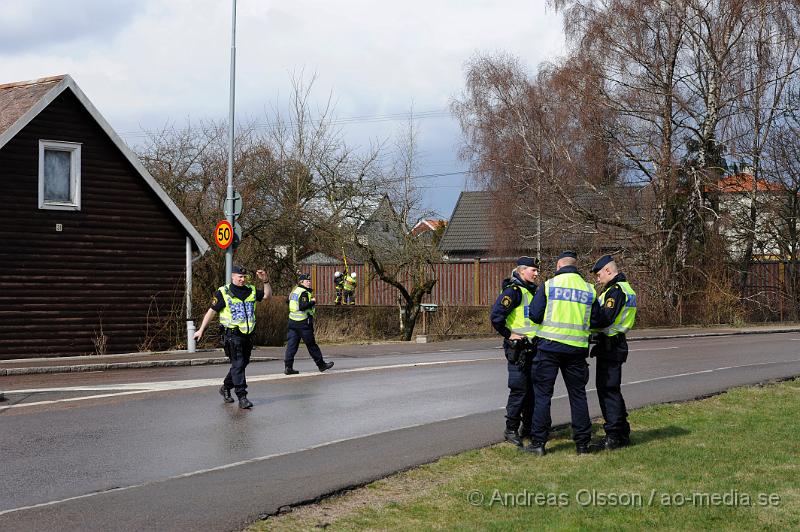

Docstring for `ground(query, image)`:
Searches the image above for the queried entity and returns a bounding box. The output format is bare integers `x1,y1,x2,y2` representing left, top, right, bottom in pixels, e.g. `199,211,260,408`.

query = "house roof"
0,75,209,255
439,188,646,255
411,218,447,236
710,173,784,193
438,191,493,253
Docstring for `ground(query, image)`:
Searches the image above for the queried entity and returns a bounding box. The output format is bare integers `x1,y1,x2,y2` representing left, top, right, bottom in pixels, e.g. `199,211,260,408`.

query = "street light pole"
225,0,237,281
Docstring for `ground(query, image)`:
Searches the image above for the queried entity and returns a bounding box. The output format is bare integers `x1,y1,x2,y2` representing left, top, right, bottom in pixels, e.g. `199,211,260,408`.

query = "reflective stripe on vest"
289,286,315,321
598,281,637,336
537,273,596,348
218,284,257,334
504,285,538,338
343,276,356,290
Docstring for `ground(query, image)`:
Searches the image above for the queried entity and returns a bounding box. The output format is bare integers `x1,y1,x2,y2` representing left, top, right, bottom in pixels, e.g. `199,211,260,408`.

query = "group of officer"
490,251,637,455
194,266,334,409
192,252,636,431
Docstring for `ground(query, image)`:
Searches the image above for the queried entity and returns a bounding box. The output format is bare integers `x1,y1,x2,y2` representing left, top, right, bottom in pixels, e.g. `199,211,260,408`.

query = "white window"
38,140,81,210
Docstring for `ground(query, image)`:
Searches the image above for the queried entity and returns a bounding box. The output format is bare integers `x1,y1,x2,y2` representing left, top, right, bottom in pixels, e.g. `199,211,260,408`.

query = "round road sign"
214,220,234,249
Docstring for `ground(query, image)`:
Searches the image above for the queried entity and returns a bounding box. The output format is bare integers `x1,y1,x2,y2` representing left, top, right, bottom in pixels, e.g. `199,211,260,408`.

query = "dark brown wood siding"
0,90,190,358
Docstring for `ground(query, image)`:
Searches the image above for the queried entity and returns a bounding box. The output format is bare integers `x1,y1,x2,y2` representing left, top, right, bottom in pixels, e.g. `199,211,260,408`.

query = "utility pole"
225,0,237,281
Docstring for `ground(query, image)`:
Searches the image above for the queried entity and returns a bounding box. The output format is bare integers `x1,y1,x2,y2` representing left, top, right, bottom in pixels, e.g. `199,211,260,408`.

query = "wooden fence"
306,259,796,315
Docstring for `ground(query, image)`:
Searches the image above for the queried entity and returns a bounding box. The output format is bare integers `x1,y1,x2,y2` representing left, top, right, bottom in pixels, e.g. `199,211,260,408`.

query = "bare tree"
354,113,440,340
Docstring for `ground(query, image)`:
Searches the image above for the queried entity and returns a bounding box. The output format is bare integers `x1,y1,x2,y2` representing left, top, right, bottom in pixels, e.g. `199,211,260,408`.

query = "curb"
628,328,800,342
0,357,279,377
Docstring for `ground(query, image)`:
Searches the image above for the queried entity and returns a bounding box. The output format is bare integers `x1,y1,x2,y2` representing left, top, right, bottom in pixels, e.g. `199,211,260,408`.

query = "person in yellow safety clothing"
342,271,357,305
490,256,540,448
284,273,335,375
526,251,612,455
588,255,637,451
333,271,345,305
194,265,271,409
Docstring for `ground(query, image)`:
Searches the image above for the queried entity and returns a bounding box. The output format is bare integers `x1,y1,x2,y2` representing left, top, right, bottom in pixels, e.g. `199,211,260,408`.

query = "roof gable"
0,75,209,254
438,191,492,252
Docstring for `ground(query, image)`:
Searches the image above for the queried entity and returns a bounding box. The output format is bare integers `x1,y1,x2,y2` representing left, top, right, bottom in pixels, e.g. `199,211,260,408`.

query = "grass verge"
250,378,799,531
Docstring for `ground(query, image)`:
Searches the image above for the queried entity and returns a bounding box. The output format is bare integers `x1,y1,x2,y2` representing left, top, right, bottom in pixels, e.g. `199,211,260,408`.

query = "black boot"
589,435,630,452
238,396,253,409
284,365,299,375
504,429,523,447
318,361,334,372
576,443,592,455
522,441,546,456
219,386,234,403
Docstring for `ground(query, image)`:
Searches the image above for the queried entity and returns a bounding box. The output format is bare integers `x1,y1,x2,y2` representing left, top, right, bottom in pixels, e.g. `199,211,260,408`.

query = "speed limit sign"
214,220,234,249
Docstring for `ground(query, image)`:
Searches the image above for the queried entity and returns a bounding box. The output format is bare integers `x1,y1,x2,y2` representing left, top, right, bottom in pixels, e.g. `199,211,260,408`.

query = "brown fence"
309,259,517,306
307,260,797,317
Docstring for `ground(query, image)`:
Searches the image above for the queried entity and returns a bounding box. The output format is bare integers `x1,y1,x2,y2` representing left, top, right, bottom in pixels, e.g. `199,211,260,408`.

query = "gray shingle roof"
438,191,493,253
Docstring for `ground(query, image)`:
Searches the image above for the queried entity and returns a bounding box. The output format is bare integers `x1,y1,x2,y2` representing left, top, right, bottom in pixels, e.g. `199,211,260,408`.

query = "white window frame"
38,140,82,211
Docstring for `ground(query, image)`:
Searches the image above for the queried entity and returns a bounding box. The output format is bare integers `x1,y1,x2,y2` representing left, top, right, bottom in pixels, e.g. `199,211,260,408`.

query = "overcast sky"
0,0,565,217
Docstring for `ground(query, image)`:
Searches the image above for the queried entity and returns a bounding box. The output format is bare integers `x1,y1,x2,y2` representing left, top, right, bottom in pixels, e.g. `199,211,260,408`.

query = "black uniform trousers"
285,322,324,367
531,348,592,445
596,358,630,440
222,330,253,398
505,347,535,434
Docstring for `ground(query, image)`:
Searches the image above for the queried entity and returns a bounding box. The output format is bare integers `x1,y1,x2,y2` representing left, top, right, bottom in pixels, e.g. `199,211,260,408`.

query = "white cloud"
0,0,565,215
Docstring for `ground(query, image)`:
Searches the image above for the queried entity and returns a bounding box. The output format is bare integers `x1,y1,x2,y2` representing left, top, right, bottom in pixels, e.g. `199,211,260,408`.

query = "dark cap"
298,273,311,281
516,256,540,268
558,250,577,260
231,264,247,275
591,255,614,273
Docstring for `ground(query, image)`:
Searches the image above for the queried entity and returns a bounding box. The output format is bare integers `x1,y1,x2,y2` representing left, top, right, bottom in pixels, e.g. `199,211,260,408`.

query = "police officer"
527,251,611,455
284,273,335,374
490,256,540,447
194,265,271,409
589,255,637,451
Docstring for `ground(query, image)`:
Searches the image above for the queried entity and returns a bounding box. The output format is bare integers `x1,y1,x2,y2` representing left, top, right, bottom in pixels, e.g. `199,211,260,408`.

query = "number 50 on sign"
214,220,234,249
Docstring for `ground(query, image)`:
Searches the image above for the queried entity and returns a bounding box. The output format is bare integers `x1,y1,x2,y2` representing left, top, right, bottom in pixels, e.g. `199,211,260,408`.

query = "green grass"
252,379,800,531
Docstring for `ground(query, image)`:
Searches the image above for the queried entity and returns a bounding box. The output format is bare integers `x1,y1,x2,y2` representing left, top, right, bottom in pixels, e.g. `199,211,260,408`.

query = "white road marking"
0,357,499,410
2,357,800,516
629,346,679,352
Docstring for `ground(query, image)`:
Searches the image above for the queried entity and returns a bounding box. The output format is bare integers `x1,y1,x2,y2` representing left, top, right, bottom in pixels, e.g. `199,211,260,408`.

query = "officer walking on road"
284,273,335,375
527,251,611,455
588,255,637,451
490,256,540,447
194,265,271,409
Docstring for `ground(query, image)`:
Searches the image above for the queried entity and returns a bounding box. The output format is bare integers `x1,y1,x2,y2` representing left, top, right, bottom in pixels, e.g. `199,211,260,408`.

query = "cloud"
0,0,141,53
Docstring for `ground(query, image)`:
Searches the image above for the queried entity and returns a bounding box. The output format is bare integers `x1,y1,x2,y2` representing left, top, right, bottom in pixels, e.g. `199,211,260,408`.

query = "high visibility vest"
343,275,357,291
597,281,637,336
289,286,315,321
218,284,257,334
537,273,596,348
504,285,538,338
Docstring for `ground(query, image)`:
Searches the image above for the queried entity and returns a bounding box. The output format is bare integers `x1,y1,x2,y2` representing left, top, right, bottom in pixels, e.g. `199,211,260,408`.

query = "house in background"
709,172,787,260
0,75,208,358
439,189,645,262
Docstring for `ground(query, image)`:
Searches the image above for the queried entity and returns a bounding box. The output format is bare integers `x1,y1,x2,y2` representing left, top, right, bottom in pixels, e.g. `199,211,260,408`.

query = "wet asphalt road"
1,333,799,531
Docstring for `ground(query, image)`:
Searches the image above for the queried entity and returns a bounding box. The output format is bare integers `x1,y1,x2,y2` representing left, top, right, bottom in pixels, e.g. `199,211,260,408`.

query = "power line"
117,108,453,139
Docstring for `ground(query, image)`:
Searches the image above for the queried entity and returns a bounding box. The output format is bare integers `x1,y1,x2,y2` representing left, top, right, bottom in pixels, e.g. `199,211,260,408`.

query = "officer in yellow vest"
589,255,637,451
490,256,540,447
284,273,335,375
527,251,611,455
194,265,271,409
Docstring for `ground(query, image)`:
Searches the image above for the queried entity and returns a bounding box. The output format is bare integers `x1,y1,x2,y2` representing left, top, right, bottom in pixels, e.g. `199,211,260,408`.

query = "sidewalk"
1,323,799,377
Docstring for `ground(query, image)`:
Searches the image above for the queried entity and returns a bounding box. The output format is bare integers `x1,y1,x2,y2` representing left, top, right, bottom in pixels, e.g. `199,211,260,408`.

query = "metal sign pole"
225,0,237,282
